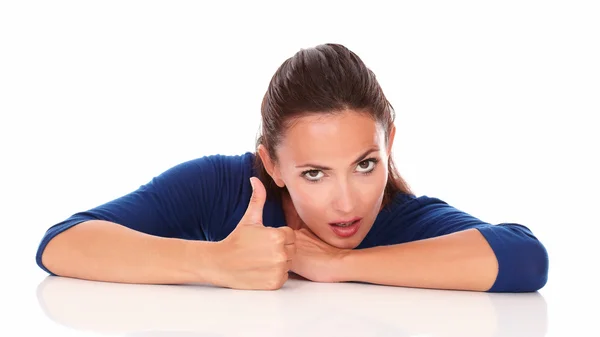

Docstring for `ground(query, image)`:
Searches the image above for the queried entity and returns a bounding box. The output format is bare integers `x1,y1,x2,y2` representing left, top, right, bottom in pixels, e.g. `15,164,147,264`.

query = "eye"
356,158,379,174
356,159,374,173
301,158,379,183
302,170,324,182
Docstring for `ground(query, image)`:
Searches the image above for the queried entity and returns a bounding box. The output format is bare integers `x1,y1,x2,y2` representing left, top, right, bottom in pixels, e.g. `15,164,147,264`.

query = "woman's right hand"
211,177,296,290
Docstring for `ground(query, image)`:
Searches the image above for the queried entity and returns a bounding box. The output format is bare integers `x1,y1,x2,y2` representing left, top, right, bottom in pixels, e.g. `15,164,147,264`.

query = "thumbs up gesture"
212,177,296,290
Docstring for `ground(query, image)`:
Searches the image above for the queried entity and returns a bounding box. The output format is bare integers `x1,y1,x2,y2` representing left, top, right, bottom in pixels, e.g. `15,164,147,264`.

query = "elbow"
36,221,89,276
36,227,76,276
486,226,549,293
37,236,60,276
517,239,549,292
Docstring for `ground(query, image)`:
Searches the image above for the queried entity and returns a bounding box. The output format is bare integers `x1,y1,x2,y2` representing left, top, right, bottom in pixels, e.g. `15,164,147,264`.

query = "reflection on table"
37,274,547,337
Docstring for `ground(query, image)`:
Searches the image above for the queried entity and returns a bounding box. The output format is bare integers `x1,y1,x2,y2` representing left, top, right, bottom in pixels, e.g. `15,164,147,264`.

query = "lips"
329,218,362,238
329,216,362,225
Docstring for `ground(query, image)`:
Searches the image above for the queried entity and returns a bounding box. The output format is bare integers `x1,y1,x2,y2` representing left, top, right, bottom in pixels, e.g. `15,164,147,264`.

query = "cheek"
362,167,389,212
290,178,386,214
288,184,327,218
365,174,387,206
376,166,389,194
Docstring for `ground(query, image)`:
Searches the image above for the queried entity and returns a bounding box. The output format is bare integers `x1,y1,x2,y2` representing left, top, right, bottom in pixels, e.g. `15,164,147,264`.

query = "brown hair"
253,43,413,208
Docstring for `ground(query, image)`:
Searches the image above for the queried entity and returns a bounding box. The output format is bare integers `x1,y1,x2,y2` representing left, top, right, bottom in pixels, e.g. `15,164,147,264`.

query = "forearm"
341,228,498,291
41,220,219,285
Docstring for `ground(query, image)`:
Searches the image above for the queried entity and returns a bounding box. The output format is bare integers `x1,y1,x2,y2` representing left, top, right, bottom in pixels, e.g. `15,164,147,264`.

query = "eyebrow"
295,147,380,170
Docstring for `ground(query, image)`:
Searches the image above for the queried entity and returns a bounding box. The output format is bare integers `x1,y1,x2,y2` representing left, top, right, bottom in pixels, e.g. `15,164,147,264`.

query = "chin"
325,236,364,250
335,241,361,250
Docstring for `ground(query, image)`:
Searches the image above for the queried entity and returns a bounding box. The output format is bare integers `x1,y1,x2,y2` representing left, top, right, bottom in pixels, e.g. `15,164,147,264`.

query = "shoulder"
145,151,257,219
361,193,478,247
379,194,480,226
380,192,461,217
163,150,258,200
163,151,255,176
152,151,256,187
153,151,261,240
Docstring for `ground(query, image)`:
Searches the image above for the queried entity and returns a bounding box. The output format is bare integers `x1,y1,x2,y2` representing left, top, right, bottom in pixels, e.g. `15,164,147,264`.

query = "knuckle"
270,229,285,244
282,227,294,240
266,283,280,290
288,227,295,235
266,276,284,290
274,252,288,263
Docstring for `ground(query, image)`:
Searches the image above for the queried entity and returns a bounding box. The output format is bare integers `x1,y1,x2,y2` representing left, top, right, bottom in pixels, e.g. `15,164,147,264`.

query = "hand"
290,227,350,283
212,177,296,290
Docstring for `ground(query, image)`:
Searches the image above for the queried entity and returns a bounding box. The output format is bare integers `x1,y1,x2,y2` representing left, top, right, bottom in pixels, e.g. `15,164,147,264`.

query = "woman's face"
260,110,395,249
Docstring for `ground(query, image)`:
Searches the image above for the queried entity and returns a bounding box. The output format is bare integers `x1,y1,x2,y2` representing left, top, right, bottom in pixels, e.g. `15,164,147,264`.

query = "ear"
386,124,396,155
257,144,286,187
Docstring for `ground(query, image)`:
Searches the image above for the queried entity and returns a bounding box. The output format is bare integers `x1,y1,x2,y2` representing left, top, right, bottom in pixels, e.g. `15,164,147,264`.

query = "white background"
1,1,598,336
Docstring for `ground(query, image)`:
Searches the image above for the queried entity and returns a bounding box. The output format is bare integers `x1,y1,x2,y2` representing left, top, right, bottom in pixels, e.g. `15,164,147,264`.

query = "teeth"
334,221,354,227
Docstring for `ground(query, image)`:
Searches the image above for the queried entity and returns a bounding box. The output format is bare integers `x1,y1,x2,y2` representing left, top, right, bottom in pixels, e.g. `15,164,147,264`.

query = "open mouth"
329,218,362,238
331,221,356,227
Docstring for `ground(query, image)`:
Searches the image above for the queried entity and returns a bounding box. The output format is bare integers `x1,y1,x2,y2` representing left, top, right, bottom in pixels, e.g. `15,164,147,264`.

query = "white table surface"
36,274,547,337
4,264,594,337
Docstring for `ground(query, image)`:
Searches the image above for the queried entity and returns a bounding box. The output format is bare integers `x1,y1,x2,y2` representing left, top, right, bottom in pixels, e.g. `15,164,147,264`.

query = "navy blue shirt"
35,152,549,292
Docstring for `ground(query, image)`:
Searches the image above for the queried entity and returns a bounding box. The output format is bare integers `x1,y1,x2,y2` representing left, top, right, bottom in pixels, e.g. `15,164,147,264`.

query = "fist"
212,177,296,290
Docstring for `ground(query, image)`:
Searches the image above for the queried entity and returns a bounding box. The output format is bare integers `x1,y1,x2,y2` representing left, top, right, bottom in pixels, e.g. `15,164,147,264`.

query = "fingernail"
250,177,255,191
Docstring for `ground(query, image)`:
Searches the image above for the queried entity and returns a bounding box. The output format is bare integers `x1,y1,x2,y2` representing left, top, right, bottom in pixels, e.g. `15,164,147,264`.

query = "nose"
331,180,355,214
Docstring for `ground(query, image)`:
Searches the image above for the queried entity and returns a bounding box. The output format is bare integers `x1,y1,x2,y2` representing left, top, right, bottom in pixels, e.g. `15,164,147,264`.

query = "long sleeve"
34,153,242,275
362,194,549,292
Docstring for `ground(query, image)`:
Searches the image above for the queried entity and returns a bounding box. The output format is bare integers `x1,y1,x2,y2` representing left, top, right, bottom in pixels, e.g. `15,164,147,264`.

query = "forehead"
278,111,384,163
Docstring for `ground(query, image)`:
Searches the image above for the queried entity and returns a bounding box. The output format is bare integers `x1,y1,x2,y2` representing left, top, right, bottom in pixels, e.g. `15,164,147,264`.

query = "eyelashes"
301,157,380,183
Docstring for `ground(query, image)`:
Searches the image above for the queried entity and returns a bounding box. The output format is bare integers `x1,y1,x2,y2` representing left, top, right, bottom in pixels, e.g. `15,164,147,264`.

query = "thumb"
240,177,266,226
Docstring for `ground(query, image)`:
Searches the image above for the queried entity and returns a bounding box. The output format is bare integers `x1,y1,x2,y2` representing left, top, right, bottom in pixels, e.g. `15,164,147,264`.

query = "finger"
240,177,266,225
278,226,296,245
284,242,296,260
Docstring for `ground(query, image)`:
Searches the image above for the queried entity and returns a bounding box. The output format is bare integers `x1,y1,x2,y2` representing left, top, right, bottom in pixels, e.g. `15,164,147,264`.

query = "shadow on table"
36,274,547,337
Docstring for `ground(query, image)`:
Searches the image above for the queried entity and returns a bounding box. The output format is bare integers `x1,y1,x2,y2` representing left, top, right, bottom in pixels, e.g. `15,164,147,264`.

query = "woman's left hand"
290,228,350,283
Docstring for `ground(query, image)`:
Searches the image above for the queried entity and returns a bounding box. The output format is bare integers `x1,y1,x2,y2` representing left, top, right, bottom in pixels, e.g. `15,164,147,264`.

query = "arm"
340,228,497,291
37,154,293,290
340,196,548,292
293,195,548,292
42,220,219,285
36,156,221,282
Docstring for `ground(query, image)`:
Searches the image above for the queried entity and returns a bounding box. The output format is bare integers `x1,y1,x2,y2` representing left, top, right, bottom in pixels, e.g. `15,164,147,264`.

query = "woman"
36,43,548,292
